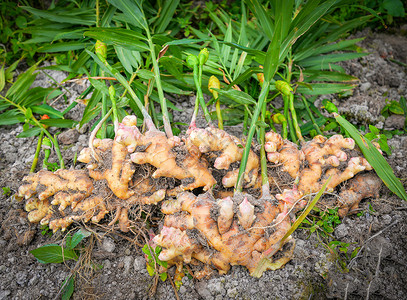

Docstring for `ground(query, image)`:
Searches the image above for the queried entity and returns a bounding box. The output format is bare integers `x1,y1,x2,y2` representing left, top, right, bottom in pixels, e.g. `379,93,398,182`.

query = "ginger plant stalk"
301,95,323,136
259,98,270,198
187,53,212,128
236,80,270,192
30,131,44,173
109,85,119,132
42,137,52,170
289,93,304,143
146,29,173,138
88,50,155,130
209,75,223,129
283,95,297,143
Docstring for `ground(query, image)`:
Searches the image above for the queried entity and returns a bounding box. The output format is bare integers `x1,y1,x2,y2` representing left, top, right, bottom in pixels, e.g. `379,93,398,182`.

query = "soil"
1,29,407,300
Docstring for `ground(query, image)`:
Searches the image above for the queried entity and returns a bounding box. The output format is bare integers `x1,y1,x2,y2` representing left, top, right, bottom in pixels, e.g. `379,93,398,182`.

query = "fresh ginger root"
265,133,376,208
17,115,383,277
188,127,259,188
18,170,109,232
115,115,216,193
154,191,294,276
338,173,382,217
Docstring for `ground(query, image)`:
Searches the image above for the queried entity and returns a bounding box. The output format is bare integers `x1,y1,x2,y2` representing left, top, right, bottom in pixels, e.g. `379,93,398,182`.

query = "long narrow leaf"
38,42,91,53
84,28,148,52
296,83,356,95
154,0,180,33
107,0,147,30
335,114,407,201
246,0,274,41
263,14,281,82
22,6,95,26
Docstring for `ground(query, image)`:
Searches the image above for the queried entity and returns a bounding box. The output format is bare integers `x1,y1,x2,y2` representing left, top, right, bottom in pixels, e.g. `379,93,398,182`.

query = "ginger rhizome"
18,116,382,276
154,192,295,277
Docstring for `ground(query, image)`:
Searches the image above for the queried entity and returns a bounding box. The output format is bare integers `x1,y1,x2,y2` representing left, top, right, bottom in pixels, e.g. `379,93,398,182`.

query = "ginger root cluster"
17,116,382,276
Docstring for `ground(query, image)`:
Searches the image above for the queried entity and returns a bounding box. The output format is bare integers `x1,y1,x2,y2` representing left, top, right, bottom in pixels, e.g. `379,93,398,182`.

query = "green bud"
198,48,209,66
42,137,52,150
322,101,338,114
95,40,107,59
275,80,293,96
186,54,199,68
272,113,286,124
109,85,116,100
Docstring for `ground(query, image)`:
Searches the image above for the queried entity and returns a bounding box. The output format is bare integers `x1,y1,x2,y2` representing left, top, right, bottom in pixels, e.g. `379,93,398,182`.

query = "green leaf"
142,244,153,260
226,67,263,90
213,88,256,105
301,71,358,83
298,53,368,68
246,0,274,41
146,264,155,276
383,0,405,17
21,6,95,26
89,78,110,96
37,42,91,53
154,0,180,33
31,104,64,119
0,64,5,92
84,28,149,52
6,65,37,100
107,0,147,30
17,127,42,138
159,272,167,282
40,119,77,128
30,244,78,264
115,46,141,73
136,69,155,80
164,38,210,46
0,110,25,125
61,276,75,300
66,229,91,250
334,114,407,202
295,38,366,61
296,83,356,95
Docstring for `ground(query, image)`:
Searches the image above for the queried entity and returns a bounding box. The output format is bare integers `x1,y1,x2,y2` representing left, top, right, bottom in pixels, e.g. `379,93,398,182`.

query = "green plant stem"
42,146,51,169
96,0,100,27
146,30,172,137
0,95,65,169
109,91,119,132
30,131,44,173
301,95,323,136
91,51,155,129
260,100,268,186
243,109,248,135
101,81,107,138
215,97,223,129
289,94,304,143
281,120,288,140
52,133,63,168
61,101,78,116
283,95,296,143
236,81,270,193
89,107,113,162
193,65,212,125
